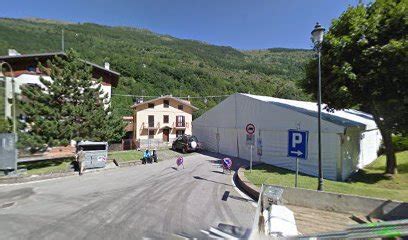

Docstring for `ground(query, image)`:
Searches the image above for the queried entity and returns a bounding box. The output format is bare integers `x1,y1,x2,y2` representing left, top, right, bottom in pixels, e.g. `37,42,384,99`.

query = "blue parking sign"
288,130,308,159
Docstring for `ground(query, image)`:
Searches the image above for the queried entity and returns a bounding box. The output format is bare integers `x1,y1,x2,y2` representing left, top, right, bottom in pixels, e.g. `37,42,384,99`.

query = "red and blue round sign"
223,158,232,170
176,156,184,166
246,123,255,135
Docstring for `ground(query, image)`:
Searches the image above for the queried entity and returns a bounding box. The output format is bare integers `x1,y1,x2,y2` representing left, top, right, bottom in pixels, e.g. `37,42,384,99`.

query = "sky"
0,0,369,50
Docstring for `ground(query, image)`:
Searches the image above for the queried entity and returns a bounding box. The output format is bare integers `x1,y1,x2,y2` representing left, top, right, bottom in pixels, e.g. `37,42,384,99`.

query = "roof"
124,123,133,132
77,141,108,146
242,93,377,129
122,116,133,121
0,52,120,76
131,95,199,110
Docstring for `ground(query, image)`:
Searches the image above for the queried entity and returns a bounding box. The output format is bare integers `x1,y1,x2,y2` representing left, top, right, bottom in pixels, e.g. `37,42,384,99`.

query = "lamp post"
0,62,17,135
311,22,325,191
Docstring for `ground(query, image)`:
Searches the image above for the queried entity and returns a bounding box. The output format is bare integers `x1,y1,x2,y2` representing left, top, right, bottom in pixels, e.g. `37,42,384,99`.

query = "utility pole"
62,29,65,52
311,23,325,191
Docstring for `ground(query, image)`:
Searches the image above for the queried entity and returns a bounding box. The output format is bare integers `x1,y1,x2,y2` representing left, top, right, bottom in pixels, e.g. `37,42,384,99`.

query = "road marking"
230,173,257,208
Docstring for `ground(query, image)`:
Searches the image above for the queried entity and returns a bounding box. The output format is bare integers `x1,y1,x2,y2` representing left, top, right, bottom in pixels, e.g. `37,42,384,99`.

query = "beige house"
131,95,198,147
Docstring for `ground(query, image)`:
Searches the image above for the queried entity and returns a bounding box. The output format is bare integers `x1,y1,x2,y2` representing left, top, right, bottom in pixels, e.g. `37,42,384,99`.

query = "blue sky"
1,0,368,50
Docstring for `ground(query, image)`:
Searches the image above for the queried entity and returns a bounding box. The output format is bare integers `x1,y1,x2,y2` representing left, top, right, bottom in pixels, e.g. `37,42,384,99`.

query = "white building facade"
0,51,119,119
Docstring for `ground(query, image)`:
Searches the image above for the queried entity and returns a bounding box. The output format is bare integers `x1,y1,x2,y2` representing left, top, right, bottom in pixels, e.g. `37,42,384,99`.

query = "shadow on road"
193,176,233,187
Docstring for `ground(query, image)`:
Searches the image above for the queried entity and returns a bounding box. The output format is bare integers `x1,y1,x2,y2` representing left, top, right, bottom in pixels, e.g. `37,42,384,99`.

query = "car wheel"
172,145,176,151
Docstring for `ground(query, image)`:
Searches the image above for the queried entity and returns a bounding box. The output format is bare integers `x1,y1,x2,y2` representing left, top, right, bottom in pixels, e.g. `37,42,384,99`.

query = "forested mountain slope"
0,18,312,117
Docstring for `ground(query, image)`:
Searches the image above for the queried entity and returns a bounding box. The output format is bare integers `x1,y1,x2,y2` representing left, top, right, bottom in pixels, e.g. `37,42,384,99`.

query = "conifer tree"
19,49,124,151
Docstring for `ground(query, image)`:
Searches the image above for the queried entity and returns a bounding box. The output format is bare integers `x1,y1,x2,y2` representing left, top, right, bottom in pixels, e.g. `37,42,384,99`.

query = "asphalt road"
0,151,256,239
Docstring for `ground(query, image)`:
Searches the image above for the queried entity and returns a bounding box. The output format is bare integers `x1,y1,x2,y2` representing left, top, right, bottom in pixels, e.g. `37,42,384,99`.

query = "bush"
0,119,11,133
379,135,408,155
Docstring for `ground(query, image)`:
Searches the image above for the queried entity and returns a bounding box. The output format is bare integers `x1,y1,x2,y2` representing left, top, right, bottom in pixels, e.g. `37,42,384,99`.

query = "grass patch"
108,150,144,162
18,158,74,175
245,151,408,202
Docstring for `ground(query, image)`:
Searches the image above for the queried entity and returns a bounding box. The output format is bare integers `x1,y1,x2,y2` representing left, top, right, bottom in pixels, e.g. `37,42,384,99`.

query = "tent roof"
242,94,377,129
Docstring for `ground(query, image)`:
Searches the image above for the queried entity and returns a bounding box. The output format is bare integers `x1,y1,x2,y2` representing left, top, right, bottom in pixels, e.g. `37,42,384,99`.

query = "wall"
4,75,112,118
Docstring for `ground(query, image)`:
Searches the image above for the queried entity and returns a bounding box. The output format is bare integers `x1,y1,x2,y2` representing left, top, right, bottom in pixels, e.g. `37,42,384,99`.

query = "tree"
300,0,408,174
19,49,124,151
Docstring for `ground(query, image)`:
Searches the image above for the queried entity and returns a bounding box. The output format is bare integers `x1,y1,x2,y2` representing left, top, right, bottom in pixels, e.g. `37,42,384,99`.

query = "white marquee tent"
193,93,382,181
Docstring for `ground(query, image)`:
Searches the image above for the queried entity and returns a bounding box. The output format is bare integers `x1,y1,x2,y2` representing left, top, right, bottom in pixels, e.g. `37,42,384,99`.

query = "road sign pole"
295,157,299,188
250,144,253,172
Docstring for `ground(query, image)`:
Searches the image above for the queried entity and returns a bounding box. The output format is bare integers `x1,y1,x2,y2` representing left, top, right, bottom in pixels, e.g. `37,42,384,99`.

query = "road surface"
0,152,255,239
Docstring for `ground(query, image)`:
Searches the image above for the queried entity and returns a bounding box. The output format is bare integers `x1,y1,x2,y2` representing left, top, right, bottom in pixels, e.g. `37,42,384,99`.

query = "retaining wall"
237,166,408,221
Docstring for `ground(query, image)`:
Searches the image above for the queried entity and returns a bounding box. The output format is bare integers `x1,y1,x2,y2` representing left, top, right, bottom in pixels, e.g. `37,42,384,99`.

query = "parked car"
172,135,202,153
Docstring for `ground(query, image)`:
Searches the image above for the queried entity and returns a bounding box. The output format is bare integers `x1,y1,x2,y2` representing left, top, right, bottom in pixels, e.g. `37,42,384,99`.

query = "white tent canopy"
193,93,382,181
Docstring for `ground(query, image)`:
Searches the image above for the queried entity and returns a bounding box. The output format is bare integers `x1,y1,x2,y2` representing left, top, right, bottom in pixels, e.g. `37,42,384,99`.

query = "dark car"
172,135,201,153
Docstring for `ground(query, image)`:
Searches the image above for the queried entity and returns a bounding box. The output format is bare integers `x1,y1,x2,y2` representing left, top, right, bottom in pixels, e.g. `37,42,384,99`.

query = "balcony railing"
173,121,189,128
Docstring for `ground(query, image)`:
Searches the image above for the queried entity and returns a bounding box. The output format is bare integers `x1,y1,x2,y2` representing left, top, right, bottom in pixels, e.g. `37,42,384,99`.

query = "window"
148,103,154,108
163,115,169,123
148,115,154,127
178,105,183,110
148,130,155,139
163,100,169,108
27,66,36,72
176,115,185,127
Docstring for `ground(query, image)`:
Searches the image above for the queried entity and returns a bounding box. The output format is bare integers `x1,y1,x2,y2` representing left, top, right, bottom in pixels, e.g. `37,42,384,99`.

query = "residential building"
0,50,120,119
131,95,198,148
122,116,134,150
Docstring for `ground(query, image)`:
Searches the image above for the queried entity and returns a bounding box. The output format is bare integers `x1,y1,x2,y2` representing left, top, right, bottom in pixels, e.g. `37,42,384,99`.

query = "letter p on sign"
292,133,302,148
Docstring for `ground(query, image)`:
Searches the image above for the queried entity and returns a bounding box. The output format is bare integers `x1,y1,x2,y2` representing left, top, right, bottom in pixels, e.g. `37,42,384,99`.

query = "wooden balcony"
173,121,189,129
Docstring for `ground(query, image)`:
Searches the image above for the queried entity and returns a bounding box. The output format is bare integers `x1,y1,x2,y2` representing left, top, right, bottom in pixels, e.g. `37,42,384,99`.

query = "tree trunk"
372,112,397,175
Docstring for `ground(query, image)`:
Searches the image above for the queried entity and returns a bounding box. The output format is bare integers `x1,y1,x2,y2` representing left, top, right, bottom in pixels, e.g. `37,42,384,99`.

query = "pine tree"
19,49,124,151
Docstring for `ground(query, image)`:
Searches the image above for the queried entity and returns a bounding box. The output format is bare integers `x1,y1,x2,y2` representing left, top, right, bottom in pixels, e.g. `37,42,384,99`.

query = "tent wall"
193,126,218,153
340,128,361,180
219,127,238,157
359,129,382,168
193,93,381,181
259,130,341,180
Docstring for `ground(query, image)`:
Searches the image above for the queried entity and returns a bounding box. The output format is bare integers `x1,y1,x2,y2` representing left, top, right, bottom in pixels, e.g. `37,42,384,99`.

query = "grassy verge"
14,148,191,176
108,148,194,163
18,158,74,176
245,151,408,202
108,150,144,162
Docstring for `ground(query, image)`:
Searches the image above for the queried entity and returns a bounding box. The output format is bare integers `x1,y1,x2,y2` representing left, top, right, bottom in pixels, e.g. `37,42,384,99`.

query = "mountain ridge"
0,17,312,117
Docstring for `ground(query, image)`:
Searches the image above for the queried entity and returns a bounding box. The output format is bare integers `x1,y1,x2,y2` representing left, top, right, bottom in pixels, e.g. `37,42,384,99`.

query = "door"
163,129,169,142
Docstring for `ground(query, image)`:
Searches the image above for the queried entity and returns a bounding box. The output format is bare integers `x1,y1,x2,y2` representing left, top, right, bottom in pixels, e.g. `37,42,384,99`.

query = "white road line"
230,173,257,208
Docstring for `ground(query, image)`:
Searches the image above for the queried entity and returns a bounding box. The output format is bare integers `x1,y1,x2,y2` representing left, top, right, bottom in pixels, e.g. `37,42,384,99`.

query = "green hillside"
0,18,312,117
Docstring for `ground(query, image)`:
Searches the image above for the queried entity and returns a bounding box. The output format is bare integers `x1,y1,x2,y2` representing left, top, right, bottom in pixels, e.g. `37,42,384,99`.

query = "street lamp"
0,62,17,135
311,22,325,191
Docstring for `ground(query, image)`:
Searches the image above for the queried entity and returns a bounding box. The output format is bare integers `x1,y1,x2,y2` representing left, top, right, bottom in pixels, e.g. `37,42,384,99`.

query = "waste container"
76,141,108,169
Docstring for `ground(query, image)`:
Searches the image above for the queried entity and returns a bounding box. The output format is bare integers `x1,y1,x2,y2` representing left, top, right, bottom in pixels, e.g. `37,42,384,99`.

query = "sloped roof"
242,93,377,129
131,95,198,110
0,52,120,76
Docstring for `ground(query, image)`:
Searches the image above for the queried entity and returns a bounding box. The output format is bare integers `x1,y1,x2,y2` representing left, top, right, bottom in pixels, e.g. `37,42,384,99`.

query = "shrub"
379,135,408,155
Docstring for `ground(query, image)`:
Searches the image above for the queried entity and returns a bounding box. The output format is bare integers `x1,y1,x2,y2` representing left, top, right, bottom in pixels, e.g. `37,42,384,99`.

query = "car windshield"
189,136,198,142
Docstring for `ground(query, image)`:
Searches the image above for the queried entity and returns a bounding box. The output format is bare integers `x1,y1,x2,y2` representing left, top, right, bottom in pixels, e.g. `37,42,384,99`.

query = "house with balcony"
131,95,198,148
0,49,120,119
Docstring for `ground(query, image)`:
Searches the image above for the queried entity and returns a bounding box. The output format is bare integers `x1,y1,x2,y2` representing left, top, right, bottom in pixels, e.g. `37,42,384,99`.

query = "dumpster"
76,141,108,169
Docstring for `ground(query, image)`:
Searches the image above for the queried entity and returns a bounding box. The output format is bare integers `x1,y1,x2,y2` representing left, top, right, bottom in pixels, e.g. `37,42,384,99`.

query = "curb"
236,166,261,200
0,160,144,184
0,171,78,184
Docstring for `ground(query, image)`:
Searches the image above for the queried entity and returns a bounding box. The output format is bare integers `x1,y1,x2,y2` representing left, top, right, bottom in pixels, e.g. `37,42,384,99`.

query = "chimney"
8,49,21,56
104,62,110,70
